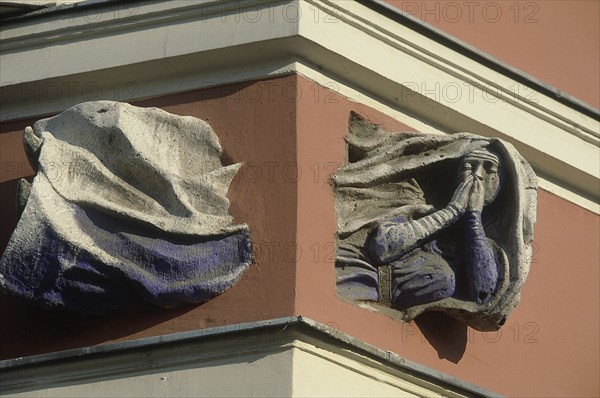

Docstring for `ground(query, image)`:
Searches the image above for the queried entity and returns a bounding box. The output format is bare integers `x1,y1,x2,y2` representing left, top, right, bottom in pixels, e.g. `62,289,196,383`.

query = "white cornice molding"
1,0,598,212
0,316,499,398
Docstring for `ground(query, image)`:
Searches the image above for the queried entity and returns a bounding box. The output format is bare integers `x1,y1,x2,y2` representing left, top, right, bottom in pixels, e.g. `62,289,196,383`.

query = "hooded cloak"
332,113,537,330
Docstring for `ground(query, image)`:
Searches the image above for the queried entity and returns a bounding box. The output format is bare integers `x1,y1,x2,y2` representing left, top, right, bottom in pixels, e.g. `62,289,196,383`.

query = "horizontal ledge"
1,0,597,210
1,39,598,207
0,315,500,398
2,0,596,149
0,316,301,370
358,0,599,120
1,0,597,121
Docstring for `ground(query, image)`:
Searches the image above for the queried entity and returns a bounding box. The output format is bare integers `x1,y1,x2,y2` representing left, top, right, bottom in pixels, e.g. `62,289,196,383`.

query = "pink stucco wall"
385,0,600,109
1,75,598,397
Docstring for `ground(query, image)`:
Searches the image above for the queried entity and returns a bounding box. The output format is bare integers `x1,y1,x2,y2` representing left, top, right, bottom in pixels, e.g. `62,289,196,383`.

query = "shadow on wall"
0,179,22,255
0,294,200,360
415,312,468,363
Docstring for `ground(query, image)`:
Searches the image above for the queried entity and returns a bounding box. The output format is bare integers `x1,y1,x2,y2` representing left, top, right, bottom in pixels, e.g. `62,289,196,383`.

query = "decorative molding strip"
1,1,281,54
360,0,599,120
295,0,599,192
0,316,501,398
309,0,598,145
1,0,597,212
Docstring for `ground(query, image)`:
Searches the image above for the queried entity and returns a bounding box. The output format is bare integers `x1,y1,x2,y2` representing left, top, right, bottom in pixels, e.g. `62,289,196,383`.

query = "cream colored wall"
4,351,294,398
291,341,448,398
3,347,422,398
1,327,484,398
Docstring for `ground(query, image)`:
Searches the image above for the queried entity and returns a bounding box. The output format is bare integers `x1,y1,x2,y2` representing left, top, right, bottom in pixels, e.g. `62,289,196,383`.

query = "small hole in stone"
479,292,488,301
97,108,107,113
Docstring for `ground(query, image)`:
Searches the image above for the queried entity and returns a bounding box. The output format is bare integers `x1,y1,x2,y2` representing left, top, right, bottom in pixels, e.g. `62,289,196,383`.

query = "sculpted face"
460,149,501,205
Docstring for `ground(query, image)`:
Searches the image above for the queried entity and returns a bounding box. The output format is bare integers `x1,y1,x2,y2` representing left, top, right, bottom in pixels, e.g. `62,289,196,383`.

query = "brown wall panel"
1,75,598,397
295,75,599,397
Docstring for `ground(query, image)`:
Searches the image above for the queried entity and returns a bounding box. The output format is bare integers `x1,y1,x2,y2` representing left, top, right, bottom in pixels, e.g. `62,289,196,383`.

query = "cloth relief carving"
0,101,251,314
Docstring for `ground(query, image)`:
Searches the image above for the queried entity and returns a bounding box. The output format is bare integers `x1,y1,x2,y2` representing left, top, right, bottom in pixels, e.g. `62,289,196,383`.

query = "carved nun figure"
332,113,537,330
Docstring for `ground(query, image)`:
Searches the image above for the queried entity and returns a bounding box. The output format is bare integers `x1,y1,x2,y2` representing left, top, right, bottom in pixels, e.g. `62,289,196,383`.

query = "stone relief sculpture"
333,113,537,331
0,101,251,314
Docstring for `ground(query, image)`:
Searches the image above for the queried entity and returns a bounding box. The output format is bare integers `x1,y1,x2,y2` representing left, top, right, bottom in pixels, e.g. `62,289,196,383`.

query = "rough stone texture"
0,101,251,314
333,113,537,331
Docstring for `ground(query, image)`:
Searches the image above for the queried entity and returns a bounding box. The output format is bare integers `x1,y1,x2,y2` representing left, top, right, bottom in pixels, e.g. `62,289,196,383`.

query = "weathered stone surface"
0,101,251,314
333,113,537,331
